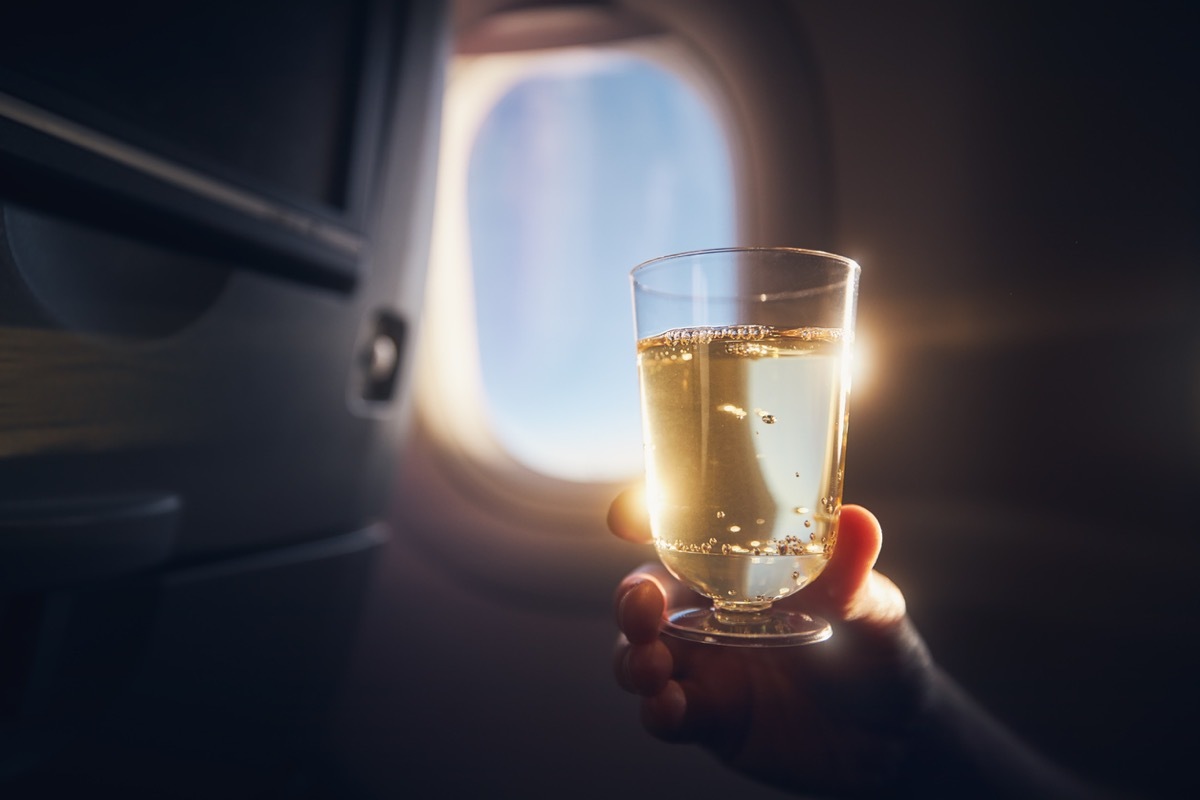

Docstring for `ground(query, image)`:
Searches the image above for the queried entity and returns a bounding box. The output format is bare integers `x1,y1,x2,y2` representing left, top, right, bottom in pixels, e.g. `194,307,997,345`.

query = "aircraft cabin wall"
355,1,1197,798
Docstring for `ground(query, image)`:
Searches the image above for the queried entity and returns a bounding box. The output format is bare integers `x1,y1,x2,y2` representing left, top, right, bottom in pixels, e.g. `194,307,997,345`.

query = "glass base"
663,606,832,647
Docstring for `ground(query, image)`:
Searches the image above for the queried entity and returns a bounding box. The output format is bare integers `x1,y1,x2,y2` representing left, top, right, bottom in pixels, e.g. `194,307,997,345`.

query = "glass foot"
663,606,832,647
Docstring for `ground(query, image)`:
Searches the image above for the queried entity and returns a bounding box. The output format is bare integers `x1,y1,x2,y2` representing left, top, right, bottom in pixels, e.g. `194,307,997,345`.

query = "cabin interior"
1,1,1196,798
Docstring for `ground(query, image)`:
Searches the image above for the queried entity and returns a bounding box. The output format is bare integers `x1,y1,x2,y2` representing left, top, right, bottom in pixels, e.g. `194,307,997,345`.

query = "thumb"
812,504,906,626
608,485,653,544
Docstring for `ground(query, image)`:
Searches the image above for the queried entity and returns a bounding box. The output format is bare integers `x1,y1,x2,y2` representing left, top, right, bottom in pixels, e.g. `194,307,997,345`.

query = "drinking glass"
630,247,859,646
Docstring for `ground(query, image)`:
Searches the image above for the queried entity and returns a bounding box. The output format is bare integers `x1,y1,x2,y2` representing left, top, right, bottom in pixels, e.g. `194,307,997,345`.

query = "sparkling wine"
636,325,851,609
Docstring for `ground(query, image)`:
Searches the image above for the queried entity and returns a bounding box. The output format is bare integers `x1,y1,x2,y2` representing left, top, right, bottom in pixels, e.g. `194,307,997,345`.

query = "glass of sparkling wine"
630,247,859,646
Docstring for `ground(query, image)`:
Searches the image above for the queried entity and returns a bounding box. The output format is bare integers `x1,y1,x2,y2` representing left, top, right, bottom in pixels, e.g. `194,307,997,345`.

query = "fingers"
612,570,744,746
607,485,652,544
614,560,706,617
811,504,906,626
640,680,688,740
613,635,673,696
638,641,753,748
612,567,674,700
614,574,666,644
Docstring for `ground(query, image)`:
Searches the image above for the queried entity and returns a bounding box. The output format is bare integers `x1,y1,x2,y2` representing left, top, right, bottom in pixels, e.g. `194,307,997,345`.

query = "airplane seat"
0,0,445,795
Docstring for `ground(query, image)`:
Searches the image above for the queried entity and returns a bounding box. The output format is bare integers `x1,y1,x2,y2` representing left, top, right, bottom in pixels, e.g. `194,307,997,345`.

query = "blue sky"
467,53,734,482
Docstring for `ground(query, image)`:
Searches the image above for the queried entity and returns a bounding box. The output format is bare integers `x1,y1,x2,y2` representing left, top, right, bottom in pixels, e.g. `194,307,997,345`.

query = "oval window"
465,49,735,483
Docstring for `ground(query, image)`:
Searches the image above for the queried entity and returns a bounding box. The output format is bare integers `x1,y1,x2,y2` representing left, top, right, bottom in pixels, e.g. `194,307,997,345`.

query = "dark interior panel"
0,0,442,794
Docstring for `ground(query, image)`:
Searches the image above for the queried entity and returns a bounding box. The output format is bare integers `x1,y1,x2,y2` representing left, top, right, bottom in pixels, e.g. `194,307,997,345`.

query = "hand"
609,488,936,797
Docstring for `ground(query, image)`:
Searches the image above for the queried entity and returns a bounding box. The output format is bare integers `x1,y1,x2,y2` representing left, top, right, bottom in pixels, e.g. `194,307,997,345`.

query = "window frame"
409,33,748,522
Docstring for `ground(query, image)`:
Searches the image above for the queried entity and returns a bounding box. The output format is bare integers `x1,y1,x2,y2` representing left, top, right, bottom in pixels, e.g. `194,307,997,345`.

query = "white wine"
637,325,851,610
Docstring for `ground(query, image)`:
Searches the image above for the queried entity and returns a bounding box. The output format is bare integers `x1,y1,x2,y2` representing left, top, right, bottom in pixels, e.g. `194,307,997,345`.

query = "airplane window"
433,47,734,484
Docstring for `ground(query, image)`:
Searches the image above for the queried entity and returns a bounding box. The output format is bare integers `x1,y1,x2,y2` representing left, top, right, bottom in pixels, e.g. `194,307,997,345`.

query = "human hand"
609,488,936,797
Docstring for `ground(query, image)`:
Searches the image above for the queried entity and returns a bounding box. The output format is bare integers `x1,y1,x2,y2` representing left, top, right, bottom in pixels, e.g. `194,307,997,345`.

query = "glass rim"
630,246,860,302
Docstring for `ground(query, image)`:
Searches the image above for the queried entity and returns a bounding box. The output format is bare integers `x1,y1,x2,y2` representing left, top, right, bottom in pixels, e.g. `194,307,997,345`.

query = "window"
419,39,736,485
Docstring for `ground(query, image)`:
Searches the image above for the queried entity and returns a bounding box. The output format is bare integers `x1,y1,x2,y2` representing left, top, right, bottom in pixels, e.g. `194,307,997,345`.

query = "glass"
630,247,860,646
